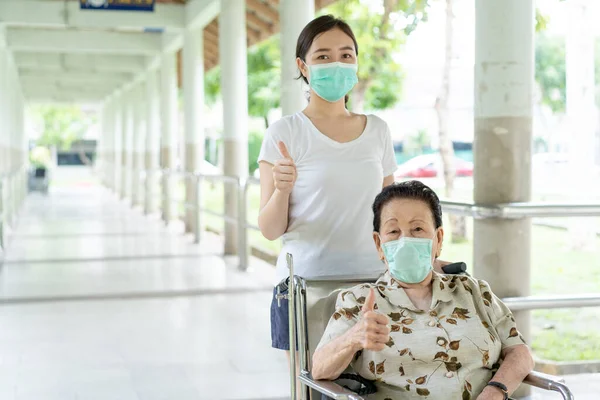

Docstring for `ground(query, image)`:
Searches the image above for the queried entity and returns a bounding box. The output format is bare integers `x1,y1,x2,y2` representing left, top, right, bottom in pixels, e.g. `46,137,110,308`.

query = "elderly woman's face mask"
382,237,433,284
375,198,443,284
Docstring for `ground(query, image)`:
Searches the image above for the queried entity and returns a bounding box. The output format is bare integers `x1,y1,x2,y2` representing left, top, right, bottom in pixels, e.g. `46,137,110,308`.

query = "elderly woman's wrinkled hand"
348,288,391,352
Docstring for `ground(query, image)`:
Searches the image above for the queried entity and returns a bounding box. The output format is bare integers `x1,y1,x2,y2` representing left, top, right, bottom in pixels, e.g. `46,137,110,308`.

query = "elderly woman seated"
312,181,534,400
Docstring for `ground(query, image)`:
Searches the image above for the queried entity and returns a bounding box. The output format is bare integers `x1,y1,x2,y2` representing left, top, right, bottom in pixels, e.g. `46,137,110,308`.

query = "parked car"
395,154,473,179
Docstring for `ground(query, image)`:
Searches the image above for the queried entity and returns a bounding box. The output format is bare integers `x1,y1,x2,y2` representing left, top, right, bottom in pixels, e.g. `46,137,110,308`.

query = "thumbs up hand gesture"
273,141,297,195
350,288,390,352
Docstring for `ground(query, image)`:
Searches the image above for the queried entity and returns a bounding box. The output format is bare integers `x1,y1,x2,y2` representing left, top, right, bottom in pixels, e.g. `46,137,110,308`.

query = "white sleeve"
382,123,397,177
258,118,292,165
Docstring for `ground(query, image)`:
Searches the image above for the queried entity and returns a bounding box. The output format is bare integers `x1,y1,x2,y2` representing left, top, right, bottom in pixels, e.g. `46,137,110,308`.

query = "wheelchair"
281,254,574,400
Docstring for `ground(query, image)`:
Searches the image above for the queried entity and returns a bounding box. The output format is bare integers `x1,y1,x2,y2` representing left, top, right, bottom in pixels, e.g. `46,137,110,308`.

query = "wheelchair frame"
284,253,575,400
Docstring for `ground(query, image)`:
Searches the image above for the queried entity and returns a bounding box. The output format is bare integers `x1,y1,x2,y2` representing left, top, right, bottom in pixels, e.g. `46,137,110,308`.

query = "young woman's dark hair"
295,14,359,104
372,180,443,233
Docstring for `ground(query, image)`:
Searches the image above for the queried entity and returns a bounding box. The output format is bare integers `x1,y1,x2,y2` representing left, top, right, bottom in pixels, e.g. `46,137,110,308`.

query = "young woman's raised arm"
257,142,297,241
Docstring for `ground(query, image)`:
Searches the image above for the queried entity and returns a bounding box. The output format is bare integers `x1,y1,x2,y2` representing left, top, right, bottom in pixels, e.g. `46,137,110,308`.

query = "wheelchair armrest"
298,371,365,400
523,371,574,400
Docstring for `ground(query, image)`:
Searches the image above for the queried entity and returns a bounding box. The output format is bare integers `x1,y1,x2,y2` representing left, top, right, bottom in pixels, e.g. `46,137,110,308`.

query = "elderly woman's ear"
434,227,444,258
372,232,385,262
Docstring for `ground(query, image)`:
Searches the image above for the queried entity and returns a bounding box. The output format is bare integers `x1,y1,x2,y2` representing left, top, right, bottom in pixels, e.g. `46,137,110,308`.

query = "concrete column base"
184,143,200,234
144,152,159,215
121,151,129,199
223,139,243,255
160,147,173,222
132,152,144,206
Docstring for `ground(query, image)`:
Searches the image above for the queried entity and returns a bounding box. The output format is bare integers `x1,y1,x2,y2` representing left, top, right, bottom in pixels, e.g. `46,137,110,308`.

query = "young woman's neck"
304,91,350,118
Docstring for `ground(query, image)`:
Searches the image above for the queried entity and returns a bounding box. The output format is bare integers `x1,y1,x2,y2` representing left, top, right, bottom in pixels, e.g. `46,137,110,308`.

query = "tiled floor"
0,175,288,400
0,168,597,399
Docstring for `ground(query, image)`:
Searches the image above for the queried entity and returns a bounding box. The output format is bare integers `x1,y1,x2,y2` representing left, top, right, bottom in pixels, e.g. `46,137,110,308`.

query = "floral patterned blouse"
316,271,527,399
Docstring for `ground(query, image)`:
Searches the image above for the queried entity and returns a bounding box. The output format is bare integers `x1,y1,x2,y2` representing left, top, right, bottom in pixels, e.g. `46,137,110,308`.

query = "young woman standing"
257,14,397,358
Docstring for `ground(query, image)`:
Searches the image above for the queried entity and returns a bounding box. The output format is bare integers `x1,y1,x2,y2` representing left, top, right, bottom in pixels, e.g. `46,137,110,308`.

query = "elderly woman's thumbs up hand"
349,288,390,352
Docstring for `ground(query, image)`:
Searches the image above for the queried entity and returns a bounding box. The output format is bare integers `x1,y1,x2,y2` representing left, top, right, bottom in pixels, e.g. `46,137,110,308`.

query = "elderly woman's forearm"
311,333,358,381
489,345,534,394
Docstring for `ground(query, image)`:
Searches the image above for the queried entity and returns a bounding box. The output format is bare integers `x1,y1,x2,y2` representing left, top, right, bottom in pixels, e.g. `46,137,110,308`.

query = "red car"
395,154,473,179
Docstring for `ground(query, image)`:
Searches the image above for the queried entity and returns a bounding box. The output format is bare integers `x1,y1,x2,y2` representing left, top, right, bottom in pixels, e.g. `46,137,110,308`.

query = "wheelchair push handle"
441,261,467,275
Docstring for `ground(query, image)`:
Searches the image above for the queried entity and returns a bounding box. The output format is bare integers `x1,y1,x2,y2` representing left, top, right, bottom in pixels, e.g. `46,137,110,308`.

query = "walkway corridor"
0,168,598,399
0,168,288,400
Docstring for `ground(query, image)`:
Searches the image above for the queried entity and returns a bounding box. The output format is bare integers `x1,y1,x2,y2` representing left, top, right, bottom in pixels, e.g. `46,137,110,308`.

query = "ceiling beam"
0,1,184,31
246,11,273,33
205,20,219,36
246,0,279,22
14,53,148,73
204,28,218,43
22,86,111,102
19,71,133,86
6,28,162,55
246,26,261,42
186,0,220,30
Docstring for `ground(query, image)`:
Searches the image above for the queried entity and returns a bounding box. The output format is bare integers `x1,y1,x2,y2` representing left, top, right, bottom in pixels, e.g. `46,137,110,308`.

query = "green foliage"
535,5,600,113
29,146,52,168
535,8,550,33
247,37,281,126
201,131,263,175
535,35,566,113
404,128,431,155
205,1,429,115
324,0,429,111
204,66,221,106
248,130,264,175
204,36,281,126
32,106,94,150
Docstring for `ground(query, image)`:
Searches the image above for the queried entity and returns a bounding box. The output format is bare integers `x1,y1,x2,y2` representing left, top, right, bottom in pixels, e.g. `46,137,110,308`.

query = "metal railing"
155,168,260,270
442,200,600,219
103,167,600,313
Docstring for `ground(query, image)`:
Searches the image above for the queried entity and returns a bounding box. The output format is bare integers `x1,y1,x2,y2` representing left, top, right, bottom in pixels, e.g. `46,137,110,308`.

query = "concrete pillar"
121,88,134,201
474,0,534,346
98,102,107,186
0,34,11,234
280,0,313,115
0,30,7,179
104,99,114,189
183,27,205,234
0,39,6,244
160,50,179,223
220,0,249,255
113,92,123,195
132,82,147,207
6,52,20,223
566,0,597,250
145,69,161,215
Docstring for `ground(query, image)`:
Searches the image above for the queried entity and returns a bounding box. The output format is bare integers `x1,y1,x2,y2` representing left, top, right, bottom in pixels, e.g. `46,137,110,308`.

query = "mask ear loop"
301,60,311,84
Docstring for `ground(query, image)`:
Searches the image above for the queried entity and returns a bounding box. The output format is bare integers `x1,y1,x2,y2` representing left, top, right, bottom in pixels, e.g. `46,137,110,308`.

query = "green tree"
33,105,94,150
325,0,429,113
205,36,281,129
535,35,566,113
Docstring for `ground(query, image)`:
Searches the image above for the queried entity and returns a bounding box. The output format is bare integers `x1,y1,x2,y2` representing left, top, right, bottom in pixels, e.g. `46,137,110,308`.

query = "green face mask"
382,237,433,284
307,62,358,103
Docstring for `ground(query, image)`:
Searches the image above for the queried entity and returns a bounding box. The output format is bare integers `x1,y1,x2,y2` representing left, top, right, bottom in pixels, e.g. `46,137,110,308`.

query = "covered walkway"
0,168,291,400
0,169,598,399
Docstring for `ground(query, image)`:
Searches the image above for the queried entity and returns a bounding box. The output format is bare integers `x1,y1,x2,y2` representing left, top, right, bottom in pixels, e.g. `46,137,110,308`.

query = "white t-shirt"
258,112,397,282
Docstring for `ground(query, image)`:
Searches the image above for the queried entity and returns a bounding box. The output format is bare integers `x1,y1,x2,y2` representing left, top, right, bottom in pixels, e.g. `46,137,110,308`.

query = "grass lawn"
195,180,600,362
